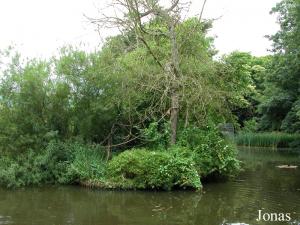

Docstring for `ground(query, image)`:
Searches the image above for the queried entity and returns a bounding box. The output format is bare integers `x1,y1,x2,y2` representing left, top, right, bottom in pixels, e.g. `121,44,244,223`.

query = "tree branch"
199,0,208,21
138,36,164,69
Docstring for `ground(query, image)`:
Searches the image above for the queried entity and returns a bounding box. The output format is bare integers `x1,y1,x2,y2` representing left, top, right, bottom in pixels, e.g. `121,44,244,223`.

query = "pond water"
0,148,299,225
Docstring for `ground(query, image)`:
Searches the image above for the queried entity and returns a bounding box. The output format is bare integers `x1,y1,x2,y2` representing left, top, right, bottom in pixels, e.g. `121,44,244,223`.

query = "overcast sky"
0,0,280,59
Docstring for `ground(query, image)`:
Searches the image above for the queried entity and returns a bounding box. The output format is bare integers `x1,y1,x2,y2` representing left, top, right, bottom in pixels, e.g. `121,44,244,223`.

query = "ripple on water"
0,216,12,225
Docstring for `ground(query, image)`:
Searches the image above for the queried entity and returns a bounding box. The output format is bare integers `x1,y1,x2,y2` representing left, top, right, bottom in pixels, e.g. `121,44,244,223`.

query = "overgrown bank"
0,15,243,190
0,127,240,190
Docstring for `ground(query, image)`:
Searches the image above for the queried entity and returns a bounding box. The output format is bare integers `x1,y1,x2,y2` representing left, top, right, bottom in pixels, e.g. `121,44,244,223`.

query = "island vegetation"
0,0,299,189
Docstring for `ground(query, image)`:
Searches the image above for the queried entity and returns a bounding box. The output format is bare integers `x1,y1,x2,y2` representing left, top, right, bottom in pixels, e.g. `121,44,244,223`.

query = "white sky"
0,0,280,59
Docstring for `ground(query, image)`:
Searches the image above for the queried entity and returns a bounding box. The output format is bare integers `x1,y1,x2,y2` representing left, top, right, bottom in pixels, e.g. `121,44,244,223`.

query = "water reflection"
0,148,299,225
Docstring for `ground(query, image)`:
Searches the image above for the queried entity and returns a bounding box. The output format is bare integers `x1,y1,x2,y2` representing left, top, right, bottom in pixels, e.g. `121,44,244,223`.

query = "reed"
235,132,300,148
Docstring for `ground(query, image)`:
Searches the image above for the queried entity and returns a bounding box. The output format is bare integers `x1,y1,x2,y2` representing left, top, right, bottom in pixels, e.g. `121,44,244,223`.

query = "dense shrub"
177,126,240,177
0,126,240,189
34,141,76,184
141,122,171,149
0,153,43,188
242,119,258,133
107,148,201,190
0,141,107,188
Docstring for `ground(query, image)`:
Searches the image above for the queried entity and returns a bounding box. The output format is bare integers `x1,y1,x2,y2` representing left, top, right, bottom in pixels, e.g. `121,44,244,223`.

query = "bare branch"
199,0,208,21
167,0,180,12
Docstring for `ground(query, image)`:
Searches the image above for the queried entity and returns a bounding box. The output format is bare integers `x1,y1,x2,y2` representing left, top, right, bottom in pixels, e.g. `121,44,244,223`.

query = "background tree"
216,51,271,130
258,0,300,133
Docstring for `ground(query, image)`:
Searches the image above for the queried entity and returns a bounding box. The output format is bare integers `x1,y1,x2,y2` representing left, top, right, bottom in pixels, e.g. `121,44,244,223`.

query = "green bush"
242,118,258,132
141,121,170,149
0,152,43,188
177,126,240,177
0,126,240,189
0,140,107,188
36,140,107,184
34,140,76,184
107,148,201,190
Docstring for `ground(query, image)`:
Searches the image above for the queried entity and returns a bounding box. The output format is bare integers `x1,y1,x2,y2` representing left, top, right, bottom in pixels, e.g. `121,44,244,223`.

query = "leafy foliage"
0,153,43,188
242,119,258,133
107,148,201,190
177,126,240,177
141,121,171,149
0,15,245,190
217,52,271,129
258,0,300,133
0,141,106,188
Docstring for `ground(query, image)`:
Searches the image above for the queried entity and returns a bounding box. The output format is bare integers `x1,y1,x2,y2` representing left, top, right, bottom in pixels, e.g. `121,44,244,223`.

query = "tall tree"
259,0,300,132
217,51,271,129
89,0,209,145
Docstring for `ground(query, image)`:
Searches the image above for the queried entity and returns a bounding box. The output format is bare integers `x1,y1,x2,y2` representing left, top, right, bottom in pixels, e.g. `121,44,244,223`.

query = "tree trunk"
169,21,180,145
184,107,189,128
170,92,179,145
106,135,112,161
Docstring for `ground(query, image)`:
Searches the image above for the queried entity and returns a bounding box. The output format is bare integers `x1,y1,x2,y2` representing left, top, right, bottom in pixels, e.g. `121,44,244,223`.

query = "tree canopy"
258,0,300,133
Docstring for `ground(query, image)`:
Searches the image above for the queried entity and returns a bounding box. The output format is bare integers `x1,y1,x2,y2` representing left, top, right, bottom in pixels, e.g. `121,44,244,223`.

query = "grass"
234,132,300,148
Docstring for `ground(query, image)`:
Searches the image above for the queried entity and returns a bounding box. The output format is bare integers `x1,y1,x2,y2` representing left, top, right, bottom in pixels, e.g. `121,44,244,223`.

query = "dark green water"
0,148,299,225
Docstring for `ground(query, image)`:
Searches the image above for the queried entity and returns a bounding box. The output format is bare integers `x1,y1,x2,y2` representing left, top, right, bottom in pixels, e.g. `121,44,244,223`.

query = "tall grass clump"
235,132,300,148
68,145,106,182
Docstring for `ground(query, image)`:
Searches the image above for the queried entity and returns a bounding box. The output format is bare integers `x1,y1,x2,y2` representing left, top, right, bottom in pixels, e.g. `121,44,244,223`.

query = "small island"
0,0,299,224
